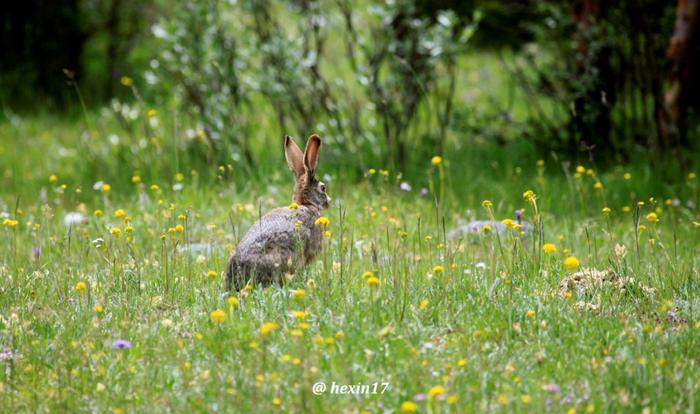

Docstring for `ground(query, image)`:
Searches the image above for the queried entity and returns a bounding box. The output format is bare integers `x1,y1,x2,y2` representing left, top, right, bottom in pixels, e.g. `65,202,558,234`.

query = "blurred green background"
1,0,698,194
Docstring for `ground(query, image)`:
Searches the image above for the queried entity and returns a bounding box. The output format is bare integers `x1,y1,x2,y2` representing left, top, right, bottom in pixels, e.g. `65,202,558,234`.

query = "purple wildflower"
113,339,132,349
413,393,427,402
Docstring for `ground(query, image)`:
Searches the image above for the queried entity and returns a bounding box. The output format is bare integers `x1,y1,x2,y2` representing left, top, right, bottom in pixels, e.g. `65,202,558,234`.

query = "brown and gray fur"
226,134,331,291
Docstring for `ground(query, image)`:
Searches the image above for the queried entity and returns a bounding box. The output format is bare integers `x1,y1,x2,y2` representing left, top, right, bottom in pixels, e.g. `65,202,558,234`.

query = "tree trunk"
659,0,700,146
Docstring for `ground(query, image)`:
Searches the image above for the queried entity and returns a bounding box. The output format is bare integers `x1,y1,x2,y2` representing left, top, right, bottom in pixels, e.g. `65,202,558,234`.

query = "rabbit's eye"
319,183,326,192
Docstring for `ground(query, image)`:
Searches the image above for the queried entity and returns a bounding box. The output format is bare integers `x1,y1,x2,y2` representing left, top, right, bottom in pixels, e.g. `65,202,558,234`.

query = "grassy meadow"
2,113,700,414
1,55,700,413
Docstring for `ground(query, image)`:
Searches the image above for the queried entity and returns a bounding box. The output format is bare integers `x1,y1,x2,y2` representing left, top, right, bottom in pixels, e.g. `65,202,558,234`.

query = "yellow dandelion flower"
292,311,308,320
646,212,659,223
147,109,157,118
2,218,19,227
458,359,467,368
523,190,536,202
366,276,380,287
101,184,111,193
419,299,429,310
622,206,631,213
593,181,603,190
207,270,217,278
314,216,330,226
227,297,238,307
576,165,585,174
75,281,87,292
292,289,305,300
335,331,344,340
481,199,493,208
526,309,535,318
210,309,226,323
49,174,58,183
131,175,141,183
400,401,418,413
110,227,122,236
175,173,185,182
427,385,446,398
482,224,492,234
564,256,580,271
501,218,515,229
114,209,125,218
543,243,557,254
431,155,443,166
521,395,532,404
433,265,444,274
175,224,184,232
362,271,375,280
623,172,631,181
124,226,133,233
289,202,298,210
447,395,459,404
602,207,611,216
272,398,281,406
150,184,159,192
260,322,278,335
94,209,103,218
120,76,133,86
94,305,103,313
196,130,206,139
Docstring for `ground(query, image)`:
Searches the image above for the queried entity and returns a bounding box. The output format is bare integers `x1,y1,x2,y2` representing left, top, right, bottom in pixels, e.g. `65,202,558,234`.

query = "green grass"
1,108,700,413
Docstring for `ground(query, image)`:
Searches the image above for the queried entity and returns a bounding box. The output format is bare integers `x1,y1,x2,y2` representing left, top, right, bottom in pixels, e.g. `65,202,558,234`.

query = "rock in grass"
558,268,656,298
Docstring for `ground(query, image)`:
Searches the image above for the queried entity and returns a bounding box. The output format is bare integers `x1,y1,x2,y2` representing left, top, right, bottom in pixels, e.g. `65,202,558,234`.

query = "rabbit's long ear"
285,135,305,177
303,134,321,177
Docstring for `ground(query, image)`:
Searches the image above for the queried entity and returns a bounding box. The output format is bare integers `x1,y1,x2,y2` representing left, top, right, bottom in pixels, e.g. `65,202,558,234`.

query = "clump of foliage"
520,1,680,159
150,0,479,172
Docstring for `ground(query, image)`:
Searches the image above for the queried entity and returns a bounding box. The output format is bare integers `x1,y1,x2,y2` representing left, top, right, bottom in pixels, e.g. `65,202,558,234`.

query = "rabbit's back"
228,206,322,290
235,207,299,257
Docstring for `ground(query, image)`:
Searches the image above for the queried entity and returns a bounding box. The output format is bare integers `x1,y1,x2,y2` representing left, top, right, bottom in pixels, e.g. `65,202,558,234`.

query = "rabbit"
226,134,331,292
